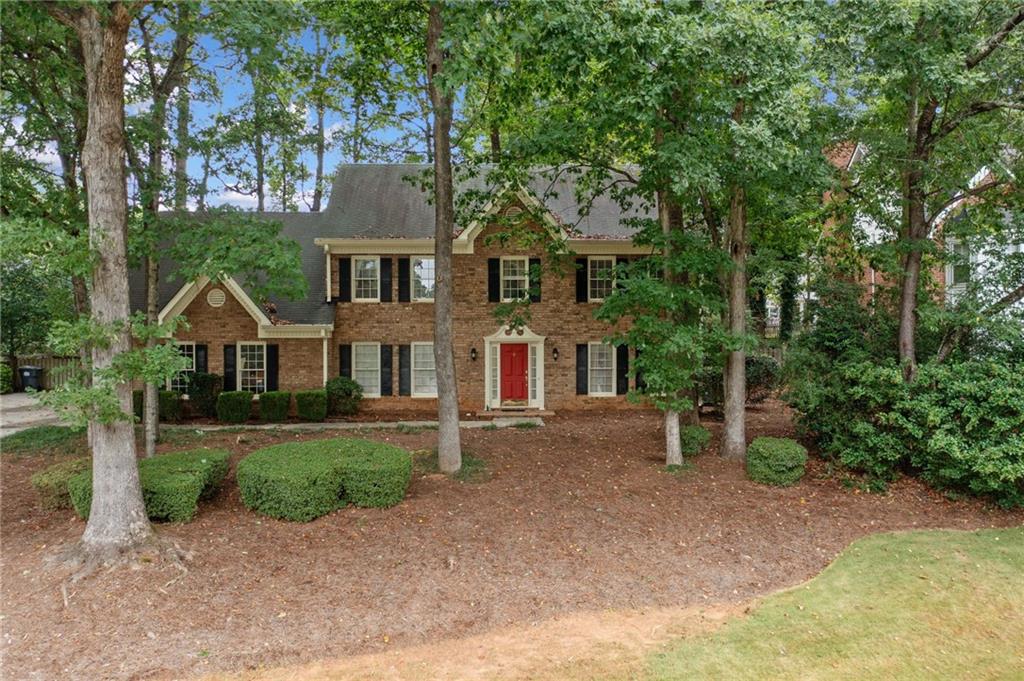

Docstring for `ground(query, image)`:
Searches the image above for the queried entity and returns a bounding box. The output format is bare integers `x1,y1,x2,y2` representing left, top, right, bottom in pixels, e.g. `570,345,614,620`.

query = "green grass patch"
0,426,86,456
396,423,438,435
158,428,208,447
413,449,490,483
481,423,499,431
663,461,695,476
646,527,1024,680
512,420,539,429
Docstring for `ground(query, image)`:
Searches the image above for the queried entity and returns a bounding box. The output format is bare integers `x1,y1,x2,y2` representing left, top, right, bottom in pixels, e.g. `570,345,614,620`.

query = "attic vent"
206,288,226,308
503,205,524,217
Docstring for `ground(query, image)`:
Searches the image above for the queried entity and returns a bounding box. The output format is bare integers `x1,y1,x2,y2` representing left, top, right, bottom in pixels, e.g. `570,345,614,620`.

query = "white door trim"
483,325,545,410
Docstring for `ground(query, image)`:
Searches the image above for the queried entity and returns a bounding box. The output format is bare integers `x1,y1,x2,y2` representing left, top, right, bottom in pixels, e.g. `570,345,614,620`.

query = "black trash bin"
18,366,43,391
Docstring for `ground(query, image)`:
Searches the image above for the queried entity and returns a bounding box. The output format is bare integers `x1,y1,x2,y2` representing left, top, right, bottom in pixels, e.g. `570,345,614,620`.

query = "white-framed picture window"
238,341,267,394
411,342,437,397
412,257,436,301
588,256,615,301
588,342,615,396
353,256,380,301
501,256,529,301
353,342,381,397
168,341,195,392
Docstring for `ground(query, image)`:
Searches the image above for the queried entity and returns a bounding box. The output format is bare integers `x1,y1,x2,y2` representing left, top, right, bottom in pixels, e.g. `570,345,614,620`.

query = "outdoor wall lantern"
470,347,478,361
552,347,559,361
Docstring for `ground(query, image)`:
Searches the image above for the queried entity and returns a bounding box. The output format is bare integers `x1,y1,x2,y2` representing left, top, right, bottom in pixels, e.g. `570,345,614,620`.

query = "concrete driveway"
0,392,62,439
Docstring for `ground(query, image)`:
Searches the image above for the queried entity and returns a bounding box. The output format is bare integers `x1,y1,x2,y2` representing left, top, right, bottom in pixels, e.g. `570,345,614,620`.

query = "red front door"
500,344,529,402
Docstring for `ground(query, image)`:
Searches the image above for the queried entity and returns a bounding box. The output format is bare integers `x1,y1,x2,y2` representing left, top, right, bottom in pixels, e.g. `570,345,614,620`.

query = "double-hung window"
353,342,381,397
501,256,529,301
588,256,615,301
411,342,437,397
951,241,971,287
238,342,267,393
588,342,615,396
353,257,380,301
168,342,195,392
412,257,435,301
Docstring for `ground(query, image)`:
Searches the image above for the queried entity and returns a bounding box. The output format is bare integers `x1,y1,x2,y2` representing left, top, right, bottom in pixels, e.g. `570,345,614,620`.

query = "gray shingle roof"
133,165,649,324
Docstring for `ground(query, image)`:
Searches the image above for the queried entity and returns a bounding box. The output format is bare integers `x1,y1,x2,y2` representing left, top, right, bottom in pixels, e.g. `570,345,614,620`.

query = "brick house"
133,165,654,413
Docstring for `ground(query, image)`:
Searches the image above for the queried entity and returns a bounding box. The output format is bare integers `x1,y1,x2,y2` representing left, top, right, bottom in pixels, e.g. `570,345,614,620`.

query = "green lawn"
0,425,86,456
647,527,1024,680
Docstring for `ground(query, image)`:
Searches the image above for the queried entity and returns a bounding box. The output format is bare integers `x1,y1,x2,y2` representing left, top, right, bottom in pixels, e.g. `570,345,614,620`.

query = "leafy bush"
159,390,181,422
259,391,292,422
31,457,89,509
237,438,412,521
187,372,222,418
697,355,779,407
680,425,711,456
0,363,12,394
788,359,1024,506
325,376,363,416
746,437,808,487
68,449,229,522
295,389,327,422
216,391,253,423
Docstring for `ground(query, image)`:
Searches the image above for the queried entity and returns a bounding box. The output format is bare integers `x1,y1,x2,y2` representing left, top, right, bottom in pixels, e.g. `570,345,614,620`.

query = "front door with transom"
500,343,529,404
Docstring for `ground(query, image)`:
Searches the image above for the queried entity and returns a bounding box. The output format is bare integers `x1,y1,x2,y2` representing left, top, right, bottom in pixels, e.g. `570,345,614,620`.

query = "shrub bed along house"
680,425,711,456
259,391,292,422
68,449,230,522
187,372,222,417
295,389,327,421
237,438,412,521
325,376,363,416
159,390,181,422
746,437,808,487
31,457,90,510
217,391,253,423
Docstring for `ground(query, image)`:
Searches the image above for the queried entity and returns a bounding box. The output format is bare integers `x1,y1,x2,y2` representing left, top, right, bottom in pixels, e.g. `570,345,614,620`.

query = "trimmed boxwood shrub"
187,372,222,418
326,376,363,416
0,363,13,394
31,457,89,510
295,389,327,422
259,391,292,422
68,448,230,522
237,438,412,521
680,425,711,456
746,437,808,487
159,390,181,422
217,391,253,423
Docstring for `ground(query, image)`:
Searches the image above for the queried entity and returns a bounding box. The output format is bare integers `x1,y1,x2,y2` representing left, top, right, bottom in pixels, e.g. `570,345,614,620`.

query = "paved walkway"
0,392,62,438
164,416,544,432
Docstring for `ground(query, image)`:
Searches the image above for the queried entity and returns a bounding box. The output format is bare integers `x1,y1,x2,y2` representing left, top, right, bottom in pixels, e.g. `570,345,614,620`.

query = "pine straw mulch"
2,402,1021,680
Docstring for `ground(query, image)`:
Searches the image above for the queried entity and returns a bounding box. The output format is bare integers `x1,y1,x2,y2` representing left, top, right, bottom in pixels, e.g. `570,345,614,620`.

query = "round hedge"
746,436,808,487
236,438,412,521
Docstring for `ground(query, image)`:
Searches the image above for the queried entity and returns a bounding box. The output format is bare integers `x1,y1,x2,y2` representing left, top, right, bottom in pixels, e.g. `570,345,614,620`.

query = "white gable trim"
456,187,571,250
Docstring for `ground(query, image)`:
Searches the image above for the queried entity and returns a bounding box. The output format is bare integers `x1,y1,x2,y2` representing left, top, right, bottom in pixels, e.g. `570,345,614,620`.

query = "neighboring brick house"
132,165,653,413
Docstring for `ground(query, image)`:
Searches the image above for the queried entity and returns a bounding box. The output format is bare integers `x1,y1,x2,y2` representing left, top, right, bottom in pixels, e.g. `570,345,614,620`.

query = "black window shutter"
616,344,629,395
266,344,279,391
195,344,208,373
634,347,646,391
575,344,588,395
339,257,351,302
575,258,588,302
397,257,411,303
223,345,236,391
487,258,500,302
529,257,542,303
339,344,351,377
398,345,411,396
615,256,629,289
380,344,393,396
380,258,393,302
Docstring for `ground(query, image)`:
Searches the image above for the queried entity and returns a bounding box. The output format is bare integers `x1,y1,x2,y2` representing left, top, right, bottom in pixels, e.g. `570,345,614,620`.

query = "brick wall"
331,221,640,412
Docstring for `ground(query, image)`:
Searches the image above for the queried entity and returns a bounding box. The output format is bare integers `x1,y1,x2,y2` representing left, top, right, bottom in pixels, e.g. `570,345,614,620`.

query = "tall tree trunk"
898,84,921,381
427,1,462,474
489,124,501,163
312,100,326,211
174,69,189,210
722,185,747,461
657,181,683,466
60,2,152,555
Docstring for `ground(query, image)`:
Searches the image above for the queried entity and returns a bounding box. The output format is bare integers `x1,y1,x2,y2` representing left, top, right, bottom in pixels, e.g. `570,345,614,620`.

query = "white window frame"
167,341,196,393
411,256,436,302
946,240,971,288
352,256,381,302
587,342,616,397
410,341,438,397
588,256,616,302
352,342,381,398
237,341,267,394
500,255,530,302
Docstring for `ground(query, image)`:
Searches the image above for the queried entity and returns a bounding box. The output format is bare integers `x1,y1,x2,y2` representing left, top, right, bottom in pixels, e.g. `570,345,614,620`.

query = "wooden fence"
8,355,82,391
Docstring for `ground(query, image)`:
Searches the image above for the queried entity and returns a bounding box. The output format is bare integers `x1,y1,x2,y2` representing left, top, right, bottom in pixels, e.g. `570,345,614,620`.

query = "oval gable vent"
206,288,226,308
503,205,524,217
